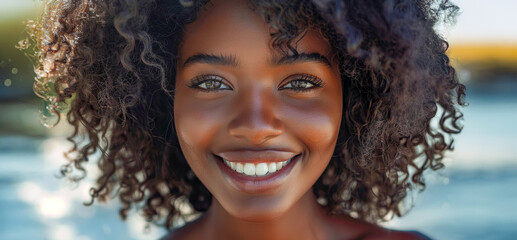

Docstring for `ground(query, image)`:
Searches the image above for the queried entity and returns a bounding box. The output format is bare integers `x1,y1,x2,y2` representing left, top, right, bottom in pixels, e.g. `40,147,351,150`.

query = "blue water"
0,80,516,240
0,137,163,240
387,168,517,240
387,78,517,240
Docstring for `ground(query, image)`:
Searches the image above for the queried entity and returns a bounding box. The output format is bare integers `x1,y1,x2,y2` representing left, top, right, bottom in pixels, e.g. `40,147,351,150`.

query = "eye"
279,74,324,92
188,75,232,92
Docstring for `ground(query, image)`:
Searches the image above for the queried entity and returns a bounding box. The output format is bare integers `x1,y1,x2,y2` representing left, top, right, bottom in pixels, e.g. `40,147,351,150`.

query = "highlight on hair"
23,0,465,228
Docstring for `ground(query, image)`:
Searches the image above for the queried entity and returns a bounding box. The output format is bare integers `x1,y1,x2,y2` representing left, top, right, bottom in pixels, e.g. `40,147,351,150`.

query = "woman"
26,0,465,239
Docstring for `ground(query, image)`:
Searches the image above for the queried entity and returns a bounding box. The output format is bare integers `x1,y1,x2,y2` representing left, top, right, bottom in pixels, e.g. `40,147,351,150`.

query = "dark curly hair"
24,0,465,229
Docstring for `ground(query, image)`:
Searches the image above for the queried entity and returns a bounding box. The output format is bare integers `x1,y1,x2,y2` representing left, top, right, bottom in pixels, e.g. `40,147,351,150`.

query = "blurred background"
0,0,515,239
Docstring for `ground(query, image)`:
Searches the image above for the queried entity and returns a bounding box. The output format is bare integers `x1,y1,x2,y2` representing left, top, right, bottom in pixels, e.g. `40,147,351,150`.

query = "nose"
228,86,284,145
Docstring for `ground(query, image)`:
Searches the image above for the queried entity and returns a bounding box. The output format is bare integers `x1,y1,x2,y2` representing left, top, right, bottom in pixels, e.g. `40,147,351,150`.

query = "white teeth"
276,162,282,169
221,155,297,177
236,163,244,173
255,163,268,176
268,162,277,173
243,163,256,176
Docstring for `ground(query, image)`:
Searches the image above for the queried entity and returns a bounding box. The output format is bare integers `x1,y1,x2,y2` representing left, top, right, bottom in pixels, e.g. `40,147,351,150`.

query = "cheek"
299,112,339,151
173,96,228,167
282,97,342,154
278,97,342,197
285,94,342,183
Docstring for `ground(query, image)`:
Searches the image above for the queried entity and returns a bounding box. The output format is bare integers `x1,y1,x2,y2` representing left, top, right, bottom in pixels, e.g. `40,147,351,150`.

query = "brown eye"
282,80,315,89
279,74,324,92
188,75,232,92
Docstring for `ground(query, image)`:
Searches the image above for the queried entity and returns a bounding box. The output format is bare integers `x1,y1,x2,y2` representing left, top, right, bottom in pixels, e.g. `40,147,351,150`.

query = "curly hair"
24,0,465,229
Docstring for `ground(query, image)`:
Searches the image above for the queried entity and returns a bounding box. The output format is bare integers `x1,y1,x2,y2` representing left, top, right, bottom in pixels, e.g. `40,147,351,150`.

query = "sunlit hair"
24,0,465,228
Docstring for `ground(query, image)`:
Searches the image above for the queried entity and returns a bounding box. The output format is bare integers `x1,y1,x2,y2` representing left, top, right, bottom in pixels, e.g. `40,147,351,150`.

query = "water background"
0,79,516,240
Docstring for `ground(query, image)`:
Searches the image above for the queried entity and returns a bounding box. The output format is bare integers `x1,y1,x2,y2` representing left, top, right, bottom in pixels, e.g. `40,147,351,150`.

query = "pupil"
207,80,220,89
294,81,307,88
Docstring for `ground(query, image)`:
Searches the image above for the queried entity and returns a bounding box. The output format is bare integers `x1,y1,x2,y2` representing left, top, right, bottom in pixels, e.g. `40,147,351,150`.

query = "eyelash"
187,74,324,93
187,75,231,92
280,74,324,92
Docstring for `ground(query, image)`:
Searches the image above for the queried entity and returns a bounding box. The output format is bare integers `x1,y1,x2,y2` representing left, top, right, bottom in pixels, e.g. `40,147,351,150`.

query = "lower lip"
214,154,302,194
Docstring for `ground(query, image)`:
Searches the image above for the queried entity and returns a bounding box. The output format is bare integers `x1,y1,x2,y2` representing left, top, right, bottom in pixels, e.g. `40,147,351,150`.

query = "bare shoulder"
353,220,431,240
160,225,198,240
324,214,431,240
160,218,205,240
363,229,432,240
160,227,188,240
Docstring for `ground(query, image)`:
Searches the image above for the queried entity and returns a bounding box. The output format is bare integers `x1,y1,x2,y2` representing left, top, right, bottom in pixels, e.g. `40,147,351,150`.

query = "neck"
202,191,329,240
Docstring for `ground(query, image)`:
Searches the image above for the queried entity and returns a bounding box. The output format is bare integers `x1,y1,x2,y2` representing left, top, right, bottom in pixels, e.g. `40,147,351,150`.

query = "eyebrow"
272,52,332,69
181,52,332,69
182,53,239,68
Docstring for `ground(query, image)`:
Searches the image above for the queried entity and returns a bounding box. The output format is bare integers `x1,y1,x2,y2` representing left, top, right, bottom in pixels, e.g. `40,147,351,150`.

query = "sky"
0,0,516,44
439,0,517,44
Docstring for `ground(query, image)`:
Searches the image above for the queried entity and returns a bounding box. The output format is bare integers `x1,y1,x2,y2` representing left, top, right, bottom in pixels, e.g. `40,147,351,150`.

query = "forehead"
178,0,333,63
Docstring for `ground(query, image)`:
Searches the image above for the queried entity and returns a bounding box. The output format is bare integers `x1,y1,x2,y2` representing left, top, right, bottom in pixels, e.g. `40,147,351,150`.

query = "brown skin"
168,0,427,239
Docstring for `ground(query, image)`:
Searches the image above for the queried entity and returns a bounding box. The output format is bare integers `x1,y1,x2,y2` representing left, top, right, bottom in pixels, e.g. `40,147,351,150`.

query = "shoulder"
160,229,183,240
160,228,184,240
353,220,431,240
323,214,431,240
160,226,197,240
362,229,432,240
160,218,205,240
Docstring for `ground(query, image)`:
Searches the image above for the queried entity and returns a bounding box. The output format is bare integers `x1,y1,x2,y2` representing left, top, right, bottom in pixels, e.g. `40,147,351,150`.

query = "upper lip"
215,149,298,163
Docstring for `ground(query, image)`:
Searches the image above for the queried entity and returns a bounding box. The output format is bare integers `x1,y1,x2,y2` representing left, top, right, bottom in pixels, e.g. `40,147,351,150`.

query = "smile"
213,150,303,193
221,156,294,177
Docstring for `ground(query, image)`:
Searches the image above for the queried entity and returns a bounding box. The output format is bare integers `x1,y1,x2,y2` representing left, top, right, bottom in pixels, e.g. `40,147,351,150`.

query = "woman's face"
174,0,342,221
